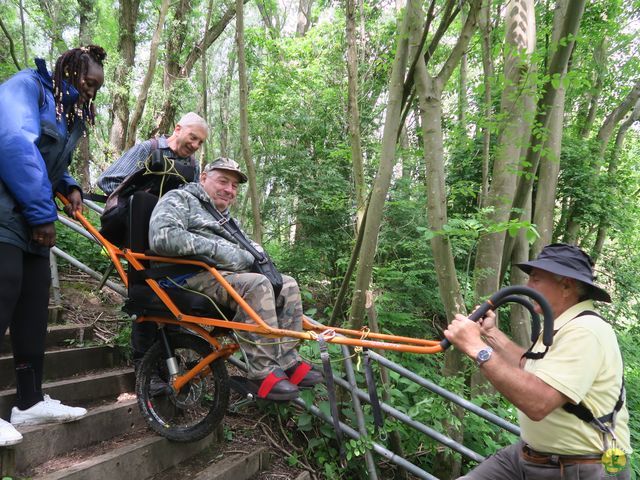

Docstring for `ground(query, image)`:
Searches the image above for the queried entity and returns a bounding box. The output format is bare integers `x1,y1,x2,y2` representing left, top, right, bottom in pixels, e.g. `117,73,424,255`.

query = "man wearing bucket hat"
148,158,322,401
445,243,631,479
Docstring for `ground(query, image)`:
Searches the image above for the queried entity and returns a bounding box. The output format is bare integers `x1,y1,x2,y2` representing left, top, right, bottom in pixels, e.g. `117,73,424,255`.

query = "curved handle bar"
492,295,540,343
440,286,553,350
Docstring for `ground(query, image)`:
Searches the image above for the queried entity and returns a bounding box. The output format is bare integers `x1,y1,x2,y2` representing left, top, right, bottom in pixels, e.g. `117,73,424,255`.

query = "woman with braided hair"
0,45,106,446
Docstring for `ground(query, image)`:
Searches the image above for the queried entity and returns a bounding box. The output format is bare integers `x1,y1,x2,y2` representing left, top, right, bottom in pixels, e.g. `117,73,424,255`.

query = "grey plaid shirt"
97,136,199,195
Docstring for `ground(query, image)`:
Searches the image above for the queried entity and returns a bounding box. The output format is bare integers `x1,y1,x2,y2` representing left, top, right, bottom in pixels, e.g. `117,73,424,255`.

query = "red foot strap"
288,362,312,386
257,372,286,398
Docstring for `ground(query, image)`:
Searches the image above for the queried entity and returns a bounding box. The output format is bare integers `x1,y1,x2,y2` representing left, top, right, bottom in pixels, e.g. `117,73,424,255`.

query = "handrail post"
341,345,379,479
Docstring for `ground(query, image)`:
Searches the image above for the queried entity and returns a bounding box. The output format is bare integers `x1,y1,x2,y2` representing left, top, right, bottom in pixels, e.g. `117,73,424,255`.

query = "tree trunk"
199,0,215,164
19,0,28,66
563,78,640,242
578,38,607,138
510,194,533,347
502,0,587,271
592,100,640,261
348,0,412,329
219,51,236,158
126,0,170,149
255,0,281,37
296,0,314,37
474,0,536,298
236,0,262,243
478,0,493,208
457,25,468,131
75,0,94,192
594,79,640,157
532,0,569,256
0,17,22,70
410,2,482,474
109,0,141,152
346,0,366,231
155,1,240,134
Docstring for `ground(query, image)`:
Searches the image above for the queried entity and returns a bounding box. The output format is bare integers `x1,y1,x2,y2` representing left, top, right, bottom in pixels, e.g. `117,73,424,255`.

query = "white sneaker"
10,395,87,426
0,418,23,446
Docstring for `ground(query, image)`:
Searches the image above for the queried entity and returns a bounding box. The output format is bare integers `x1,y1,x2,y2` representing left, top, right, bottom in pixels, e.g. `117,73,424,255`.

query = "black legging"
0,243,49,409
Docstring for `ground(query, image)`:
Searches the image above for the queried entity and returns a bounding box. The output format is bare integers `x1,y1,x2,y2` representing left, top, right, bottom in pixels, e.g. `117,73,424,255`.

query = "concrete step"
32,427,224,480
191,446,270,480
15,398,145,474
1,324,95,355
0,367,135,419
0,345,127,389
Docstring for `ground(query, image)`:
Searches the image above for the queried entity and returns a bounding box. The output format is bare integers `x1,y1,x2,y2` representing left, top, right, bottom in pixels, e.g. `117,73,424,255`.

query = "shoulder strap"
522,310,603,361
198,199,266,262
558,310,625,432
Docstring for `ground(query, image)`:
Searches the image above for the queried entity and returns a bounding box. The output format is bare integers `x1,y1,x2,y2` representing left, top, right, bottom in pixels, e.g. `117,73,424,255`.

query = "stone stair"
0,323,283,480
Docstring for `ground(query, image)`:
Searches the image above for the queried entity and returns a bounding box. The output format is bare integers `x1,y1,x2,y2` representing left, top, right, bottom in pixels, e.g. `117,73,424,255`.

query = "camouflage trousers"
185,271,302,380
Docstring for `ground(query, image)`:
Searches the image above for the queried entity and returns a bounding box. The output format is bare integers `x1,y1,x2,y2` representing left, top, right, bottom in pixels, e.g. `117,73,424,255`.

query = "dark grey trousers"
458,441,631,480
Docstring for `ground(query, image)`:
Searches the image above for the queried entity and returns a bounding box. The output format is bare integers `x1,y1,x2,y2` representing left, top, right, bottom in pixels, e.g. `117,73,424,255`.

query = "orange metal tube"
171,344,237,392
55,193,129,287
57,194,446,355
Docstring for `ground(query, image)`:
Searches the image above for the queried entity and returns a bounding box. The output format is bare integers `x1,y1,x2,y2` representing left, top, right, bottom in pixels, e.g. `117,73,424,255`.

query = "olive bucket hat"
203,157,248,183
515,243,611,303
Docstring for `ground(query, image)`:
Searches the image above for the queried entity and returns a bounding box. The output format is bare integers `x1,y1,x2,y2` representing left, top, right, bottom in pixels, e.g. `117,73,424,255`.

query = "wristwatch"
475,347,493,366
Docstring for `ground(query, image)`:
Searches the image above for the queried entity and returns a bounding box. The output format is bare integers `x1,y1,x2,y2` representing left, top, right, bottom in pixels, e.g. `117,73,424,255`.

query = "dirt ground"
53,268,317,479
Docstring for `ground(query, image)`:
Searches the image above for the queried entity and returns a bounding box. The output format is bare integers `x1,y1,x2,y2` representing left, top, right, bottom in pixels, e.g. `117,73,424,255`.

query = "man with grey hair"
98,112,209,372
98,112,209,195
445,243,631,479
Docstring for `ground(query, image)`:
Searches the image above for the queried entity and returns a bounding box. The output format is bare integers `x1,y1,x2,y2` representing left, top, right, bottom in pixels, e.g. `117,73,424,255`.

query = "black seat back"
129,191,159,254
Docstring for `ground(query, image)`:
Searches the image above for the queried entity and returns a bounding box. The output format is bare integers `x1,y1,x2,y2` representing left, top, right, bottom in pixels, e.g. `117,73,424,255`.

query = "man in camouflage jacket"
148,158,322,400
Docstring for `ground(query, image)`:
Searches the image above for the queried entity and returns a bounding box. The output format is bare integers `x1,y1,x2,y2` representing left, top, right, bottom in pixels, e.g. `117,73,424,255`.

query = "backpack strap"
198,199,266,263
521,310,625,434
554,310,625,436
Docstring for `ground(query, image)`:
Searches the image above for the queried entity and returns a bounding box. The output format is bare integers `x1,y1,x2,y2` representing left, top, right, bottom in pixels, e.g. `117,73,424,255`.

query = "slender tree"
532,0,569,255
474,0,536,299
236,0,262,242
502,0,588,272
346,0,366,230
126,0,170,149
109,0,141,152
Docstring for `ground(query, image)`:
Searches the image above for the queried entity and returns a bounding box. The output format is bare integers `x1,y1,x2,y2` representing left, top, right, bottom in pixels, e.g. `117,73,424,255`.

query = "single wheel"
136,332,230,442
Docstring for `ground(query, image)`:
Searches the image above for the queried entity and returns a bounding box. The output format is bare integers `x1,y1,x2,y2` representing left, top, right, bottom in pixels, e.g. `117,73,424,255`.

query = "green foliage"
616,327,640,478
55,208,111,273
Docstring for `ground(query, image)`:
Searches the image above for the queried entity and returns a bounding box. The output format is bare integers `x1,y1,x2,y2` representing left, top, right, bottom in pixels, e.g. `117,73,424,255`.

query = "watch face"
477,348,492,364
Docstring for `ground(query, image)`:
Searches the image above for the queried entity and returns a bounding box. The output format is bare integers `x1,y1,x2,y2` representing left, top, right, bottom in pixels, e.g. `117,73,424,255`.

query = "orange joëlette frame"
57,194,445,355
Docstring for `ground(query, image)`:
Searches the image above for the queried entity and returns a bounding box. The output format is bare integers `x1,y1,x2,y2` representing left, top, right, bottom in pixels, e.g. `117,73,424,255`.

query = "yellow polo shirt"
519,301,631,455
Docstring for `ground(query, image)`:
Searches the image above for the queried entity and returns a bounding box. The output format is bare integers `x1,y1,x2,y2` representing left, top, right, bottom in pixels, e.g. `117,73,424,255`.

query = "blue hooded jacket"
0,58,83,255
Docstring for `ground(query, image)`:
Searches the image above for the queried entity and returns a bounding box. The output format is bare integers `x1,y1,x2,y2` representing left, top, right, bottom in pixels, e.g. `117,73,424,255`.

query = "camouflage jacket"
148,182,258,271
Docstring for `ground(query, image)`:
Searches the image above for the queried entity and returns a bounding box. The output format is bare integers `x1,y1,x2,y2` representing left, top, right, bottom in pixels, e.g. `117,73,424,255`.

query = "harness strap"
522,309,625,435
562,379,625,436
257,372,287,399
288,362,311,386
318,335,346,466
362,349,384,432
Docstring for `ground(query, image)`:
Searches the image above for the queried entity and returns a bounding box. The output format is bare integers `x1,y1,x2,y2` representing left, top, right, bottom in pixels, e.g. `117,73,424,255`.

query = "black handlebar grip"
440,286,553,350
